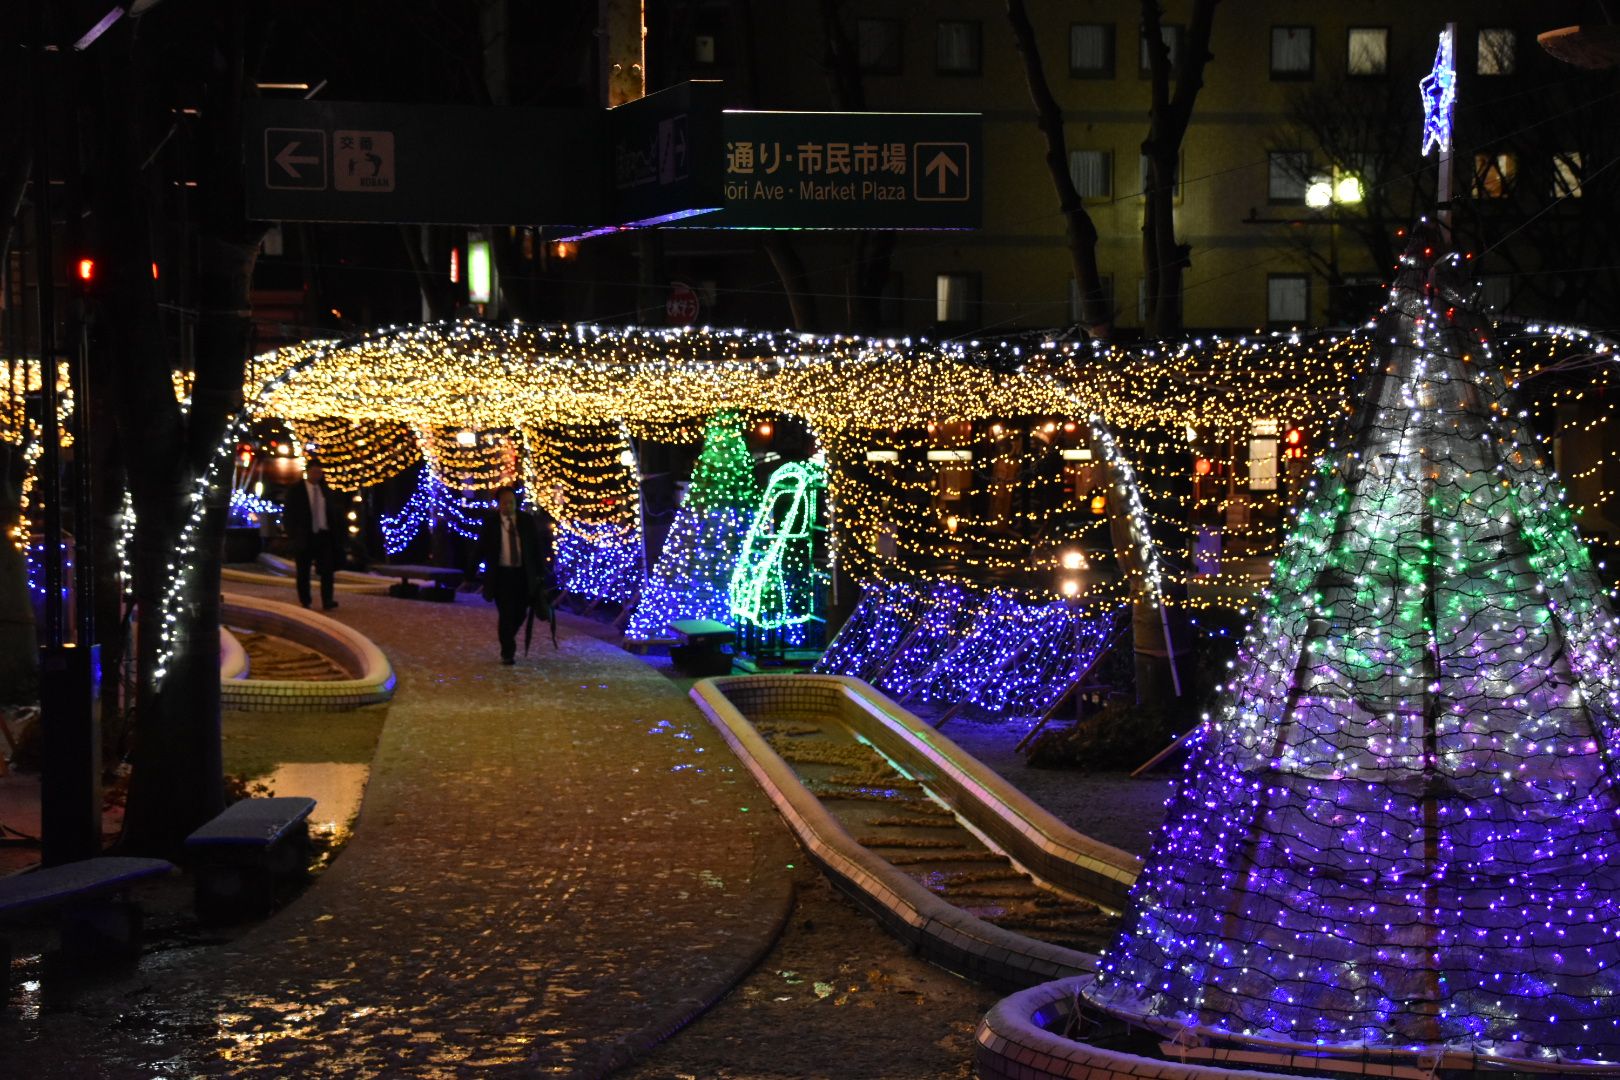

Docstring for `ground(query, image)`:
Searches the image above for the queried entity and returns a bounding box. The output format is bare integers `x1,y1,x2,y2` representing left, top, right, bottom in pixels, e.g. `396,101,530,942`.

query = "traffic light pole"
31,0,101,866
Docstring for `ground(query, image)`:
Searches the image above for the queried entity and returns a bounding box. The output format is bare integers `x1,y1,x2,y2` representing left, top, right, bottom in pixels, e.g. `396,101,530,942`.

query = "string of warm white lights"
132,310,1615,686
289,416,418,492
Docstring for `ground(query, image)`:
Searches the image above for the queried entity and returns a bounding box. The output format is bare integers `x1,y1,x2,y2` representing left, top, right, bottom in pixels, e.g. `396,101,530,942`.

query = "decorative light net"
1087,238,1620,1066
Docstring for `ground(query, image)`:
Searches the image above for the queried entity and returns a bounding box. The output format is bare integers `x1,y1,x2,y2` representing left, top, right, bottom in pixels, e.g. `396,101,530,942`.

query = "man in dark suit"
283,460,346,610
474,487,554,665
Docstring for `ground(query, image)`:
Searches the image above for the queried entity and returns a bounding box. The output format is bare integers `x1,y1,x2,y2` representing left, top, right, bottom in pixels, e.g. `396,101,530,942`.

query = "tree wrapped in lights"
1087,235,1620,1068
625,413,758,640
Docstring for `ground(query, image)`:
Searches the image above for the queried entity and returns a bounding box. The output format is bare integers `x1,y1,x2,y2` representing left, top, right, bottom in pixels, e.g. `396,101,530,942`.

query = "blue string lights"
227,488,280,529
818,578,1120,717
1086,235,1620,1069
378,465,486,556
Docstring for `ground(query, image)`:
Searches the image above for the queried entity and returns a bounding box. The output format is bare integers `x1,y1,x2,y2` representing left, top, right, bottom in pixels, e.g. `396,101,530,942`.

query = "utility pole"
32,0,101,866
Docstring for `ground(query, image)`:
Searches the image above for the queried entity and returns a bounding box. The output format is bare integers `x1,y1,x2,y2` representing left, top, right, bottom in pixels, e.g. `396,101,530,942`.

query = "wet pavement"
1,584,797,1078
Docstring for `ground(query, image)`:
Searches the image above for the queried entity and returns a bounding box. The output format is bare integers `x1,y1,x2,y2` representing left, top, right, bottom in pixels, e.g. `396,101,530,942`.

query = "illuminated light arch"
139,317,1616,686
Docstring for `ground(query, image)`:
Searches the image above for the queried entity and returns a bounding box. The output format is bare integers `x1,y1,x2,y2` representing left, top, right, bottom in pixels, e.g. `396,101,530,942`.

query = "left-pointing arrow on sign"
275,140,321,179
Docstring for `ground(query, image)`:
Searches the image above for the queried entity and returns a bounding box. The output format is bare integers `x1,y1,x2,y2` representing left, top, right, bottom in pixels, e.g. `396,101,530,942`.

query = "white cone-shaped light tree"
1087,232,1620,1066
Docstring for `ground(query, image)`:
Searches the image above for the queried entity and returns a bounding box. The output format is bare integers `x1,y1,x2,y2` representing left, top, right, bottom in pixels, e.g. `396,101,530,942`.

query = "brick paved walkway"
4,585,796,1078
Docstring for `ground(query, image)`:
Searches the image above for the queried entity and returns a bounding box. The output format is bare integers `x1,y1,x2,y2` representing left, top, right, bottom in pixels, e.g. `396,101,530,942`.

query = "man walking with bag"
474,488,554,665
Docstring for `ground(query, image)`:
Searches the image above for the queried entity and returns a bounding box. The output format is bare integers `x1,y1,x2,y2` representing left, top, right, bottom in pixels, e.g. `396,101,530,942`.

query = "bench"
0,856,174,995
185,797,316,922
667,619,736,677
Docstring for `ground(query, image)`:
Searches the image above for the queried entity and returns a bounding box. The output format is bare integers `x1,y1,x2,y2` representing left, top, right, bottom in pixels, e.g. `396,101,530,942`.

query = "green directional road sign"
679,110,981,230
245,99,605,225
246,91,981,232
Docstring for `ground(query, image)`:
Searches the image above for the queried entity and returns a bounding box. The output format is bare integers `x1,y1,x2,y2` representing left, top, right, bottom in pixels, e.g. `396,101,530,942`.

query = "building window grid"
856,18,902,75
1346,27,1388,77
1270,26,1314,80
1268,274,1310,326
1139,24,1183,76
1070,23,1115,78
936,273,976,324
1553,151,1583,198
936,21,982,75
1473,152,1517,198
1479,28,1516,75
1268,150,1310,203
1140,153,1183,202
1070,149,1113,199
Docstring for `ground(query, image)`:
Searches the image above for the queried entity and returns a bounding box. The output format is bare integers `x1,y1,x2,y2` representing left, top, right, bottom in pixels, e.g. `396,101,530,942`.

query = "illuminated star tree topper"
1419,24,1456,157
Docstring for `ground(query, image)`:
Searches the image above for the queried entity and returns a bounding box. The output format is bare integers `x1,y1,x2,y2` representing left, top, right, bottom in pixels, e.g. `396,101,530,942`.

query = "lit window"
857,18,902,74
1270,27,1313,79
1267,274,1309,325
1553,151,1583,198
1139,23,1183,75
1070,24,1114,78
936,273,974,323
1478,28,1516,75
1268,151,1309,202
1346,27,1388,76
1473,152,1516,198
936,21,981,75
1069,149,1112,198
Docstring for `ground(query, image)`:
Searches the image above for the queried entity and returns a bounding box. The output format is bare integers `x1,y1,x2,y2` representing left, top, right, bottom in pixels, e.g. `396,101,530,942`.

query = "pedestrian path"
4,584,796,1078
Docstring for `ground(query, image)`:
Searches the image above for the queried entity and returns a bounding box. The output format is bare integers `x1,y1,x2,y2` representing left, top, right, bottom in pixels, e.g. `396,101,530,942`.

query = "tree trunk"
104,2,268,855
0,444,36,705
1005,0,1112,336
815,0,898,332
1140,0,1218,339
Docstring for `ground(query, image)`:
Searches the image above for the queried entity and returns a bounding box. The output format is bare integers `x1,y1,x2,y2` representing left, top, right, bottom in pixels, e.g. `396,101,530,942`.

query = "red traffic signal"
76,257,95,283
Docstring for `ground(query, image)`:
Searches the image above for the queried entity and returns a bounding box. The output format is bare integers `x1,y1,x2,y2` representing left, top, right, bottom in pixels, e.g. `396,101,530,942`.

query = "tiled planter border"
704,674,1140,911
976,976,1294,1080
219,626,249,682
220,554,442,595
219,592,396,712
691,673,1100,990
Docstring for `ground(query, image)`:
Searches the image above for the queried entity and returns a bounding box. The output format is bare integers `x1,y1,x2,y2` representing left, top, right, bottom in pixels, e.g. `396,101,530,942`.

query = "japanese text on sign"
725,141,907,176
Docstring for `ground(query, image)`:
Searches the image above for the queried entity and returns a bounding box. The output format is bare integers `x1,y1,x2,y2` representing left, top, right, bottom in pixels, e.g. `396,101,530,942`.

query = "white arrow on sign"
275,140,321,180
924,150,960,194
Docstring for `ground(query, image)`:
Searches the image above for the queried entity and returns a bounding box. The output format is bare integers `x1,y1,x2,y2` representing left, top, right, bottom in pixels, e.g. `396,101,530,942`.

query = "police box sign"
681,110,981,230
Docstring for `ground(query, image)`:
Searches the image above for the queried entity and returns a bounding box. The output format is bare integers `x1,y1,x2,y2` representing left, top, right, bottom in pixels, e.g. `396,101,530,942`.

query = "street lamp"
1303,166,1363,322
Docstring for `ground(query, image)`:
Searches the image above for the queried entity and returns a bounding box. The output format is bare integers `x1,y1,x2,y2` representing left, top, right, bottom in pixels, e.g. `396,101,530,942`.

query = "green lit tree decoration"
729,458,828,654
1085,231,1620,1068
625,412,758,640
